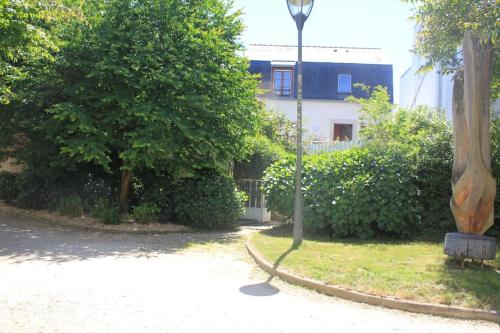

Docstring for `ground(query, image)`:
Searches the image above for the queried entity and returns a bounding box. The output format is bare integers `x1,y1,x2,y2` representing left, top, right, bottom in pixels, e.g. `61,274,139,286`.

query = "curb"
246,238,500,323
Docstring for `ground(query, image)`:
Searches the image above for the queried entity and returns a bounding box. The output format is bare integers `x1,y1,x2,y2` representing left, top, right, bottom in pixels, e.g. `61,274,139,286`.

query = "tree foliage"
404,0,499,96
2,0,260,213
257,107,297,153
46,0,258,173
233,107,294,179
0,0,68,104
347,85,393,142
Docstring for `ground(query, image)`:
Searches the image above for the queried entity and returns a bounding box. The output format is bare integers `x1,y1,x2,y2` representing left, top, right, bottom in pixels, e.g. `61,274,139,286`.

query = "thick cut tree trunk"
450,31,496,235
119,169,132,215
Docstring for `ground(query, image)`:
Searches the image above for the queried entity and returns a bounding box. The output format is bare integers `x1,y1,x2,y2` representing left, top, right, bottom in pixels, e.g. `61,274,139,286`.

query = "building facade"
400,55,500,121
400,62,454,120
246,44,393,142
400,25,499,120
399,26,455,120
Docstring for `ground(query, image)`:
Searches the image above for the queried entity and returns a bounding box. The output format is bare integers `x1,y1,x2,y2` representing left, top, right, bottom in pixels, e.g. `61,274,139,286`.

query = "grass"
250,226,500,310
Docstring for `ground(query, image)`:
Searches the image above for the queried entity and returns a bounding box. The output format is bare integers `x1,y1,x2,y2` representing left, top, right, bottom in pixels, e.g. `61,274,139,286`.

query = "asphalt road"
0,216,498,333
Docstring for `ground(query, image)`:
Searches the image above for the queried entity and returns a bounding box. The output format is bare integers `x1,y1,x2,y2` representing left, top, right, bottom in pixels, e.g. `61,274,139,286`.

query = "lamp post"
286,0,314,247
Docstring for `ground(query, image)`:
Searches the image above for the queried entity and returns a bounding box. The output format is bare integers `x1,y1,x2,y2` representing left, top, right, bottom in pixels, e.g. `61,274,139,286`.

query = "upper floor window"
338,74,352,94
273,68,293,97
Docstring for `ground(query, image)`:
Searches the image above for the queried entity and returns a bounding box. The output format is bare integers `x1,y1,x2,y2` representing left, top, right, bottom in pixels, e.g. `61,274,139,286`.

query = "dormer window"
273,68,293,97
338,74,352,94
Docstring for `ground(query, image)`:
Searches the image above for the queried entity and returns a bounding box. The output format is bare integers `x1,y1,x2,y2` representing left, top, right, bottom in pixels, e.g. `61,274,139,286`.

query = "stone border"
246,238,500,323
0,201,192,235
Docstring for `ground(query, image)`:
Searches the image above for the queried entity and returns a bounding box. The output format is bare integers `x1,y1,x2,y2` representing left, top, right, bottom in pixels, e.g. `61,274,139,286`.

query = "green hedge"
263,118,500,239
91,198,121,225
174,174,247,230
1,167,246,230
0,172,19,202
263,148,421,239
489,118,500,237
131,170,175,223
131,202,160,224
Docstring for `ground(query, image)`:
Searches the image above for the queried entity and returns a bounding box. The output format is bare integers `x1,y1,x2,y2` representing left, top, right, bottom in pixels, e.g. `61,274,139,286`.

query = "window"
333,123,353,141
273,68,293,96
338,74,352,94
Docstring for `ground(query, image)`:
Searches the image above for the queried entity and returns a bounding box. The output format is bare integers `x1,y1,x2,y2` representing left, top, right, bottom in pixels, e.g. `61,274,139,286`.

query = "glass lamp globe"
286,0,314,22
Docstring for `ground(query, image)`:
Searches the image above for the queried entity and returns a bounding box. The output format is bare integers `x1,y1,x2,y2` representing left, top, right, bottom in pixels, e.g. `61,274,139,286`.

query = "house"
246,44,394,142
399,27,455,119
400,25,499,120
400,56,500,120
399,53,454,120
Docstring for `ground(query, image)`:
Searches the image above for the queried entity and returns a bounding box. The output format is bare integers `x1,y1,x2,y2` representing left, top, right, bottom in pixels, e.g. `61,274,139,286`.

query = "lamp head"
286,0,314,30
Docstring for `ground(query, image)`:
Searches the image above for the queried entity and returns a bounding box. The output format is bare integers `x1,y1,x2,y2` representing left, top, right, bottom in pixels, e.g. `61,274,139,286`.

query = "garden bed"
0,201,191,234
249,226,500,311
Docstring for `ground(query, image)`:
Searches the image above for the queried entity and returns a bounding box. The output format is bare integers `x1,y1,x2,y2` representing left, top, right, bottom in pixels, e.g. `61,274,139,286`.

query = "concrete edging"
246,238,500,323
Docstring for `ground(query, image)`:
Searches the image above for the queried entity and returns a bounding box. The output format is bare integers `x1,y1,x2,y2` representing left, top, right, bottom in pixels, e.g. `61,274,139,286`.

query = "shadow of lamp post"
286,0,314,248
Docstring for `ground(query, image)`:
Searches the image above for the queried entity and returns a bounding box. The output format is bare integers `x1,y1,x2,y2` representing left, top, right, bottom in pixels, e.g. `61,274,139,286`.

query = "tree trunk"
451,70,467,182
119,169,132,215
450,31,496,235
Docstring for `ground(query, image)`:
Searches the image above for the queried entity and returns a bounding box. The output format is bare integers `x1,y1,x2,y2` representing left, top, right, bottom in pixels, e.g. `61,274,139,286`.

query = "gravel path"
0,216,498,333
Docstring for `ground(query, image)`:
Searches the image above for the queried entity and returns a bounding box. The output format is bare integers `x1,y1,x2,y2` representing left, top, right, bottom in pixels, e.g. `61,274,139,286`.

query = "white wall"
262,97,361,142
400,60,454,120
401,63,499,121
400,25,455,120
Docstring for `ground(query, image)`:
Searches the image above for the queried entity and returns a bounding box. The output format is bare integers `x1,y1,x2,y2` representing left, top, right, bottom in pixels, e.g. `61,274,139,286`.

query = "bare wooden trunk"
119,169,132,215
450,31,496,235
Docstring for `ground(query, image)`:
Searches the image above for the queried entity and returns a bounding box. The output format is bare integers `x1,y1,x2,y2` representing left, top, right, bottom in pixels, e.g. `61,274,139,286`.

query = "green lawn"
250,226,500,310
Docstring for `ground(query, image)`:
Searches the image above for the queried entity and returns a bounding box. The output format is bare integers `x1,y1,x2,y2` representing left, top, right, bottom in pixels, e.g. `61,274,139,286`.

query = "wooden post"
450,31,496,235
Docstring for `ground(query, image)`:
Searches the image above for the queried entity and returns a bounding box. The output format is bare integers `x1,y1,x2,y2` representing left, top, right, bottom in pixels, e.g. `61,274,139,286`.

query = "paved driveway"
0,216,498,333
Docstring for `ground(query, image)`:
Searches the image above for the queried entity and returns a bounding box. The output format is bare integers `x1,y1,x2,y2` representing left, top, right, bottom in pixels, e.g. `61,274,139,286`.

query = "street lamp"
286,0,314,247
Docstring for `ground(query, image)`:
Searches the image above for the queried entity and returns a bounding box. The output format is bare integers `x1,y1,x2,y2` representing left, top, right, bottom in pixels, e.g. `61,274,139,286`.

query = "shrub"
91,198,121,225
262,157,296,219
234,135,287,180
0,172,19,201
351,87,455,234
487,118,500,237
258,107,297,153
391,108,454,233
264,147,421,239
131,203,160,224
263,114,500,239
174,174,247,230
56,196,83,217
80,174,117,213
13,168,60,209
131,171,175,223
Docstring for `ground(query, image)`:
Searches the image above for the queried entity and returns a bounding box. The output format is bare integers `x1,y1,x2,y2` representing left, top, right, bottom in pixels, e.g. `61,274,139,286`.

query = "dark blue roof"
249,60,393,103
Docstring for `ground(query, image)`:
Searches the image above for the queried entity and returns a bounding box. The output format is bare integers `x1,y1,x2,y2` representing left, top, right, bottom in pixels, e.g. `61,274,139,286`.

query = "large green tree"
4,0,260,213
0,0,65,104
405,0,499,234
